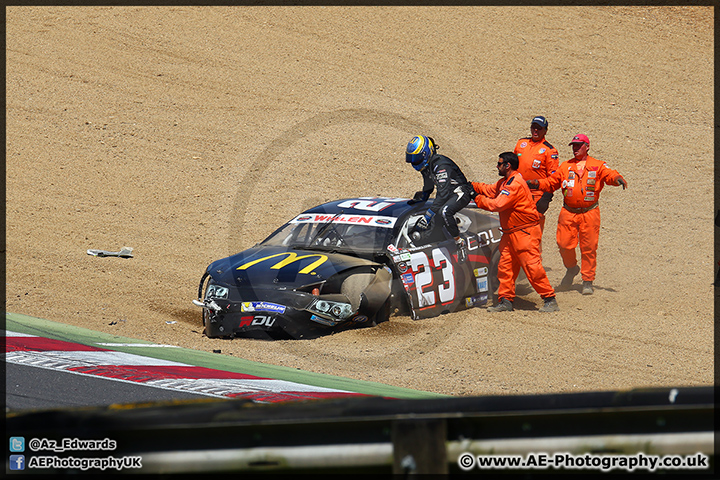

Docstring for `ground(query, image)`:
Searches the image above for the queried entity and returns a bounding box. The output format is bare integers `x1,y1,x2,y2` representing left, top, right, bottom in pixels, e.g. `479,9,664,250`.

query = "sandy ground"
6,6,714,397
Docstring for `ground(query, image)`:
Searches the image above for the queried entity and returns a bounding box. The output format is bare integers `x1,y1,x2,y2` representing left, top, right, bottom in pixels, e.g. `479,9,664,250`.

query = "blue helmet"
405,135,436,171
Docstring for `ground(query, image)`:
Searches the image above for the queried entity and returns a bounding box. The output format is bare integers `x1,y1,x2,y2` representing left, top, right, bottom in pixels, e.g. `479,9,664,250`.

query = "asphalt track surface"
4,312,445,413
5,314,714,476
6,363,210,411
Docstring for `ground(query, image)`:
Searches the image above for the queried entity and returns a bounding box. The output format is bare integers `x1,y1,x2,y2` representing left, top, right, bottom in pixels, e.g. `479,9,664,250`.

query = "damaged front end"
193,264,392,340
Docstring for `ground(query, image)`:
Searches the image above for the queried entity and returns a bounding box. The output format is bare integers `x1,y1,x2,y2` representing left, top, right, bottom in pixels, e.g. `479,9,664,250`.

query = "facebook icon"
9,455,25,470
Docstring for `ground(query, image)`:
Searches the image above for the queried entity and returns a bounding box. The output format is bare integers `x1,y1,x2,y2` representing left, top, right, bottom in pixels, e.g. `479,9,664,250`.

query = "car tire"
341,273,376,311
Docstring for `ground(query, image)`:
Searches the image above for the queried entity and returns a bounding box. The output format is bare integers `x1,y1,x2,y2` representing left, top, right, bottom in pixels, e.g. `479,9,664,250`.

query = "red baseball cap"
569,134,590,145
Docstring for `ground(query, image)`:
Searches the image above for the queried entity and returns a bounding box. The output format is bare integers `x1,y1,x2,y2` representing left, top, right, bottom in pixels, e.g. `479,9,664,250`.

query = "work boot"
539,296,559,312
560,265,581,288
582,280,594,295
487,298,513,312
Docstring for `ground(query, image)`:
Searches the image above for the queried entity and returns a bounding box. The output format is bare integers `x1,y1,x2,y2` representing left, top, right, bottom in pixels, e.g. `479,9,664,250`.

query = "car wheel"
341,273,376,311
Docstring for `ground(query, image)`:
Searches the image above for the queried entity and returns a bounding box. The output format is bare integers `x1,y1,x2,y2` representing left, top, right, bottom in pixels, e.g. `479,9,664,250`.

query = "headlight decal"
307,298,354,321
206,285,229,299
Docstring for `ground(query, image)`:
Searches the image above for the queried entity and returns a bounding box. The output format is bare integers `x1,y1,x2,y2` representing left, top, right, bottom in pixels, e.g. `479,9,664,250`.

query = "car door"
388,211,484,320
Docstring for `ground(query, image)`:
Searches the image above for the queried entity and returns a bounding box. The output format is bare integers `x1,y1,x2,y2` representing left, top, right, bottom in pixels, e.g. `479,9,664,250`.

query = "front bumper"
194,286,377,339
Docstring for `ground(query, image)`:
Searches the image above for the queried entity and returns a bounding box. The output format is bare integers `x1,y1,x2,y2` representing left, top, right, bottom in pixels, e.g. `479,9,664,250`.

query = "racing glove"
526,179,540,189
535,192,553,215
615,175,628,190
414,210,435,231
407,190,430,205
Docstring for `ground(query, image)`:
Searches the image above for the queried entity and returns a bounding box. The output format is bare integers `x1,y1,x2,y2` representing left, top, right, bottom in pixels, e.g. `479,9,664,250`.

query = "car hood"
206,245,381,289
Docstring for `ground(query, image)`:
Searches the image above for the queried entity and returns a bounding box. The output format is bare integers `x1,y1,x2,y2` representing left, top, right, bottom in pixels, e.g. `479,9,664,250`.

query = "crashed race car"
194,197,502,339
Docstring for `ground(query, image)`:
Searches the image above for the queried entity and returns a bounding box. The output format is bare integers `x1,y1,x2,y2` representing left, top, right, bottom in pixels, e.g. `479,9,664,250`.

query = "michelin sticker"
241,301,287,314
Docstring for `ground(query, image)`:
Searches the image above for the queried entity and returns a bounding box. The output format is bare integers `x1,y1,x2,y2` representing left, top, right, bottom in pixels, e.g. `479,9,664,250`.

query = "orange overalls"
514,137,559,232
536,156,622,282
472,172,555,303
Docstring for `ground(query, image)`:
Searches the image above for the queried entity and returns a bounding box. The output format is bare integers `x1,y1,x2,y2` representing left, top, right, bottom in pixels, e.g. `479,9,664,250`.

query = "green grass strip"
5,312,447,400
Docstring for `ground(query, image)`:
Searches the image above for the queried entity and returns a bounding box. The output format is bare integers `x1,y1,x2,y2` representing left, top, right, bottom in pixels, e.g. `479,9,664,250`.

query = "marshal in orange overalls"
514,136,559,232
472,171,555,303
536,155,624,282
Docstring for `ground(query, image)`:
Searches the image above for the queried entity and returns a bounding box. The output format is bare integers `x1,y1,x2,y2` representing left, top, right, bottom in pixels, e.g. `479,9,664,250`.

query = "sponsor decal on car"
290,213,397,228
310,315,338,327
401,272,415,285
337,198,405,212
465,293,488,308
474,267,488,277
397,261,408,273
472,228,502,247
241,301,287,314
238,315,277,328
476,277,488,292
237,252,328,275
351,315,369,324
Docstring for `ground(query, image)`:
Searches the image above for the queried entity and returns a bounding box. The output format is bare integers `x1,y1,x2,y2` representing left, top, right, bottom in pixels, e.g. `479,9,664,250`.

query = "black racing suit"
414,154,474,238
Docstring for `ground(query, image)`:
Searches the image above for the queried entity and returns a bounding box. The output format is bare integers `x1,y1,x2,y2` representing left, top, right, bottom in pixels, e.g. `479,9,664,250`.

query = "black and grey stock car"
194,197,502,339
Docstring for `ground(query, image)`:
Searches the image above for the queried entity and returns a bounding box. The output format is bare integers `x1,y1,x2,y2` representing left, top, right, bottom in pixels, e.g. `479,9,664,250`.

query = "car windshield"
261,212,396,255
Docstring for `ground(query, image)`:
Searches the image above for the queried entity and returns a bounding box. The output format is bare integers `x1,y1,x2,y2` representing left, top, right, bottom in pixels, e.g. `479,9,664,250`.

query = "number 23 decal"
410,247,456,308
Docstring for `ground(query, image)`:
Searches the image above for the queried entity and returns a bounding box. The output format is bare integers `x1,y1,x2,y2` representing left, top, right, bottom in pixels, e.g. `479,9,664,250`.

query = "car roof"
302,197,416,219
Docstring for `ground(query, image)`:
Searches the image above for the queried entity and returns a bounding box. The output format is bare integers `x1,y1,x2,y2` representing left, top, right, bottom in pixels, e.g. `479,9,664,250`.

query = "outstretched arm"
615,175,628,189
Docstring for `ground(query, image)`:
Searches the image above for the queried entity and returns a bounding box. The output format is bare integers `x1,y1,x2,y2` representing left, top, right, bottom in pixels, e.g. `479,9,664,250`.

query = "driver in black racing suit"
405,135,474,263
